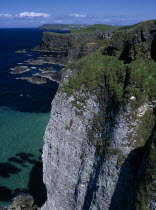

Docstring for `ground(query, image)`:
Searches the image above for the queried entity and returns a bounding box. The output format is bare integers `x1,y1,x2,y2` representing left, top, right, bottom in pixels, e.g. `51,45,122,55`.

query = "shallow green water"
0,107,49,206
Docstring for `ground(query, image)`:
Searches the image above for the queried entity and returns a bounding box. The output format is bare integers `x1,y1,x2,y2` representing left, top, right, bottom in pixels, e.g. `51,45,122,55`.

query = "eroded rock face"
41,69,155,210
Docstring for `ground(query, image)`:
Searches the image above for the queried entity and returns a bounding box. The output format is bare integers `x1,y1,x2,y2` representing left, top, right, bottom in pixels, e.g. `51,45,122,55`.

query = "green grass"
65,49,125,101
130,19,156,30
43,31,70,36
71,24,118,35
64,46,156,105
43,23,118,36
128,59,156,100
134,110,155,148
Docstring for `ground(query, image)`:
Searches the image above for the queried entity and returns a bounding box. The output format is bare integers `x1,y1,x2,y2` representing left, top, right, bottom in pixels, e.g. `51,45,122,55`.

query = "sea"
0,28,60,207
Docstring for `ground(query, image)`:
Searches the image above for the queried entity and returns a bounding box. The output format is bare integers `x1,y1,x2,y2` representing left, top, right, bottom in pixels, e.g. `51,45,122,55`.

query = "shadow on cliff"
82,154,105,210
109,147,145,210
109,122,156,210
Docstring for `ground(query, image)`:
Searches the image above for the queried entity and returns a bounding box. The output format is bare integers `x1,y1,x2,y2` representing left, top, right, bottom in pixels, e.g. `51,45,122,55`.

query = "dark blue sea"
0,28,59,207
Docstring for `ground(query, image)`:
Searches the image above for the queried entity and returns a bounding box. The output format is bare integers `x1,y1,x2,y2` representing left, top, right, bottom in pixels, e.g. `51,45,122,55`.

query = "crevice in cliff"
88,77,120,156
82,154,105,210
74,151,86,204
123,66,131,90
109,146,145,210
119,41,133,64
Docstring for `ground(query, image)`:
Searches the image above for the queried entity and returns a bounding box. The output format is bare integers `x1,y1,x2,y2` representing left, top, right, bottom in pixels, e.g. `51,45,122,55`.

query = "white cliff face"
41,70,155,210
42,88,98,210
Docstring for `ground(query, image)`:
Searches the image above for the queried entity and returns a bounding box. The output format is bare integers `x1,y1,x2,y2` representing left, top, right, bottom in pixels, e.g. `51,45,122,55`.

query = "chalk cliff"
42,20,156,210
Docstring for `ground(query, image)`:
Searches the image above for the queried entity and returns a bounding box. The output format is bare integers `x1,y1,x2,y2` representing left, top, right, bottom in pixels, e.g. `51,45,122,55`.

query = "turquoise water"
0,106,49,206
0,28,59,206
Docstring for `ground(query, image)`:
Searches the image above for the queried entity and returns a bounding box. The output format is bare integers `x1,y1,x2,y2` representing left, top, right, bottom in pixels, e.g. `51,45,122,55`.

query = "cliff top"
64,19,156,107
39,23,118,35
70,24,118,35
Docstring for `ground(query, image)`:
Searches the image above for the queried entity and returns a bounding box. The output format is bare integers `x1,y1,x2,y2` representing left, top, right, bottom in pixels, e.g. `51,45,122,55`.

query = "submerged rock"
34,71,61,83
39,67,55,72
15,50,27,54
11,66,30,74
20,76,47,85
26,59,44,66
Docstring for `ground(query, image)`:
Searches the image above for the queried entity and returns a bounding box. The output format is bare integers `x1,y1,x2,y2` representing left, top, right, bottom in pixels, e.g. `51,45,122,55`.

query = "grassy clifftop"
70,24,118,35
64,20,156,104
39,23,117,34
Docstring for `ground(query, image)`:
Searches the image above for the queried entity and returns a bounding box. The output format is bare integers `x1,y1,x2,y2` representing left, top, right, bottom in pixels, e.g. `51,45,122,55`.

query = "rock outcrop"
1,196,39,210
42,20,156,210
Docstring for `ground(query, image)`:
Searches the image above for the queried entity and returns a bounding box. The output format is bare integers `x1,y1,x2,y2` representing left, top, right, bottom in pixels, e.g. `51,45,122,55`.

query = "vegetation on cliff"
69,54,154,102
62,20,156,208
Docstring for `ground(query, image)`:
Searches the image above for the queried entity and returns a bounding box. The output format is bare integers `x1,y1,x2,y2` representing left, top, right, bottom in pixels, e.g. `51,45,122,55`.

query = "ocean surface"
0,28,59,207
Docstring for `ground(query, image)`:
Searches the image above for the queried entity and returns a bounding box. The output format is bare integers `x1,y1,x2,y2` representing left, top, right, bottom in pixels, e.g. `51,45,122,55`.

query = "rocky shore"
0,196,39,210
